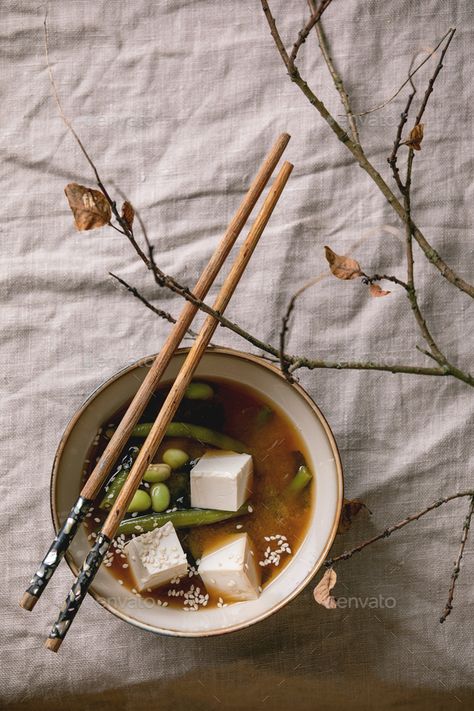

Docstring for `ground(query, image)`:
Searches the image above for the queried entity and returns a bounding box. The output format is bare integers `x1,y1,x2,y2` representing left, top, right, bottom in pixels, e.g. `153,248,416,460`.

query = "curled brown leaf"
404,123,424,151
314,568,337,609
121,201,135,230
324,246,362,280
338,498,370,533
369,283,391,297
64,183,111,231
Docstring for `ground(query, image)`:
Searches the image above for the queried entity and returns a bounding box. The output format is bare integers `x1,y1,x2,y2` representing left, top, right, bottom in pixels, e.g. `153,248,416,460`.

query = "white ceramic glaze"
51,348,343,636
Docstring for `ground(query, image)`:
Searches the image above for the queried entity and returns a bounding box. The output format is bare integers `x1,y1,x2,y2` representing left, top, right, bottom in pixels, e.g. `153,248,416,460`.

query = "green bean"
184,382,214,400
167,423,248,452
107,421,248,453
286,465,313,494
127,489,151,513
151,483,171,512
143,463,171,483
117,502,252,536
163,448,189,470
99,447,139,509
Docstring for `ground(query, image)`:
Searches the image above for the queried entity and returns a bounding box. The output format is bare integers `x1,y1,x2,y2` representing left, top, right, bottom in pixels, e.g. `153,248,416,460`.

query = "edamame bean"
151,482,171,512
162,448,189,470
127,489,151,513
143,463,171,483
184,382,214,400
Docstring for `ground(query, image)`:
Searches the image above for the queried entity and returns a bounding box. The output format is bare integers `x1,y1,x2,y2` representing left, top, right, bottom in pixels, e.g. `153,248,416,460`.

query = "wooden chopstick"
45,160,293,651
19,133,290,612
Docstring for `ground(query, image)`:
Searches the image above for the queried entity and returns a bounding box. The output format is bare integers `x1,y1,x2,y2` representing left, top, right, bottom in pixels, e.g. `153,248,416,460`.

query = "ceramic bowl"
51,347,343,636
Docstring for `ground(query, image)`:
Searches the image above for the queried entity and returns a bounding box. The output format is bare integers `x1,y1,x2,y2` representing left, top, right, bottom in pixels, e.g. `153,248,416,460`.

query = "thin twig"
354,28,454,117
288,0,335,75
362,273,409,291
279,274,326,371
43,6,100,185
440,495,474,623
414,28,456,126
45,2,474,388
386,36,463,379
116,271,450,379
387,56,418,194
308,1,360,144
121,223,473,384
109,272,196,337
260,0,291,68
260,4,474,298
403,155,447,366
279,304,294,381
44,8,151,265
325,490,474,567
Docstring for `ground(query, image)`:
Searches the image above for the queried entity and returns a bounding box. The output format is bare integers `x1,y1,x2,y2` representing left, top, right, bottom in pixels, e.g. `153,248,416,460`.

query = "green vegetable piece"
117,502,252,536
127,489,152,513
143,463,171,483
108,421,248,453
184,382,214,400
162,448,190,470
106,422,248,452
100,470,128,509
99,447,139,509
151,483,171,512
286,465,313,495
166,423,248,453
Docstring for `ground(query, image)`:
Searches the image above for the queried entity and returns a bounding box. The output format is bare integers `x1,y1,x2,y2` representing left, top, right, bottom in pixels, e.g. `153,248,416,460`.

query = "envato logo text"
336,595,396,609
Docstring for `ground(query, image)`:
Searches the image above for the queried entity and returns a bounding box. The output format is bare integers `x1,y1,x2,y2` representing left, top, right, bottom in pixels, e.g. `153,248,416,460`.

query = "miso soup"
82,377,314,610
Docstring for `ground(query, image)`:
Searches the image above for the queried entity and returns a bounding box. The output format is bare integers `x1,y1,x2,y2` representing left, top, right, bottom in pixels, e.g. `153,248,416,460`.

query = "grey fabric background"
1,0,473,708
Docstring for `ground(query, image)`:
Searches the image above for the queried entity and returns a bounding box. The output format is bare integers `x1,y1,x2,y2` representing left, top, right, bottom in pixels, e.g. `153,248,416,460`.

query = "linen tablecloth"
1,1,473,708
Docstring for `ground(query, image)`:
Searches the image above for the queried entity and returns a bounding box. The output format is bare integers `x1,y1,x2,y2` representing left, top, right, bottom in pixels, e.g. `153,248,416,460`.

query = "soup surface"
82,377,313,610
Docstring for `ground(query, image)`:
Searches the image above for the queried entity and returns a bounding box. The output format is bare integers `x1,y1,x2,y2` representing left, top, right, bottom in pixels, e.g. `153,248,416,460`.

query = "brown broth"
83,377,313,610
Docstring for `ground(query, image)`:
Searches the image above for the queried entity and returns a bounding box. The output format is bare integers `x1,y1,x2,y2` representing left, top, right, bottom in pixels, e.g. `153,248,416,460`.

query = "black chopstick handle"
46,532,112,650
21,447,138,611
21,496,93,610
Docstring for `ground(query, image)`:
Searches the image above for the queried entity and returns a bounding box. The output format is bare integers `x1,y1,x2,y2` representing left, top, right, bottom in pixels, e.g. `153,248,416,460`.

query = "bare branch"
440,495,474,623
308,1,360,144
109,272,194,335
414,28,456,126
388,57,418,193
288,0,335,74
326,490,474,567
260,5,474,298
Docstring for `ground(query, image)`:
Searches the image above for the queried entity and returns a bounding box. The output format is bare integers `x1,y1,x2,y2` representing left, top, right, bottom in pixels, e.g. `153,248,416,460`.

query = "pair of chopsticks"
20,133,292,651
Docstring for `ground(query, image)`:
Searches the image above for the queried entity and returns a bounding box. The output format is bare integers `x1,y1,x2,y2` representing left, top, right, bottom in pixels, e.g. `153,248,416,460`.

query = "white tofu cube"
124,521,188,592
190,450,253,511
198,533,261,602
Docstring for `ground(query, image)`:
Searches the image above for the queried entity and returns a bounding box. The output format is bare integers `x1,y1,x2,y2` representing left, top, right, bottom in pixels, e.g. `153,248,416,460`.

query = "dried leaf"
64,183,111,231
405,123,424,151
314,568,337,609
369,283,391,297
324,246,362,280
338,498,369,533
121,201,135,230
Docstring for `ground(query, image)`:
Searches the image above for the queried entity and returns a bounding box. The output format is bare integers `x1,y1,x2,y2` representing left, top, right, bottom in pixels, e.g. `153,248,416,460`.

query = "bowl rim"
50,346,344,637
